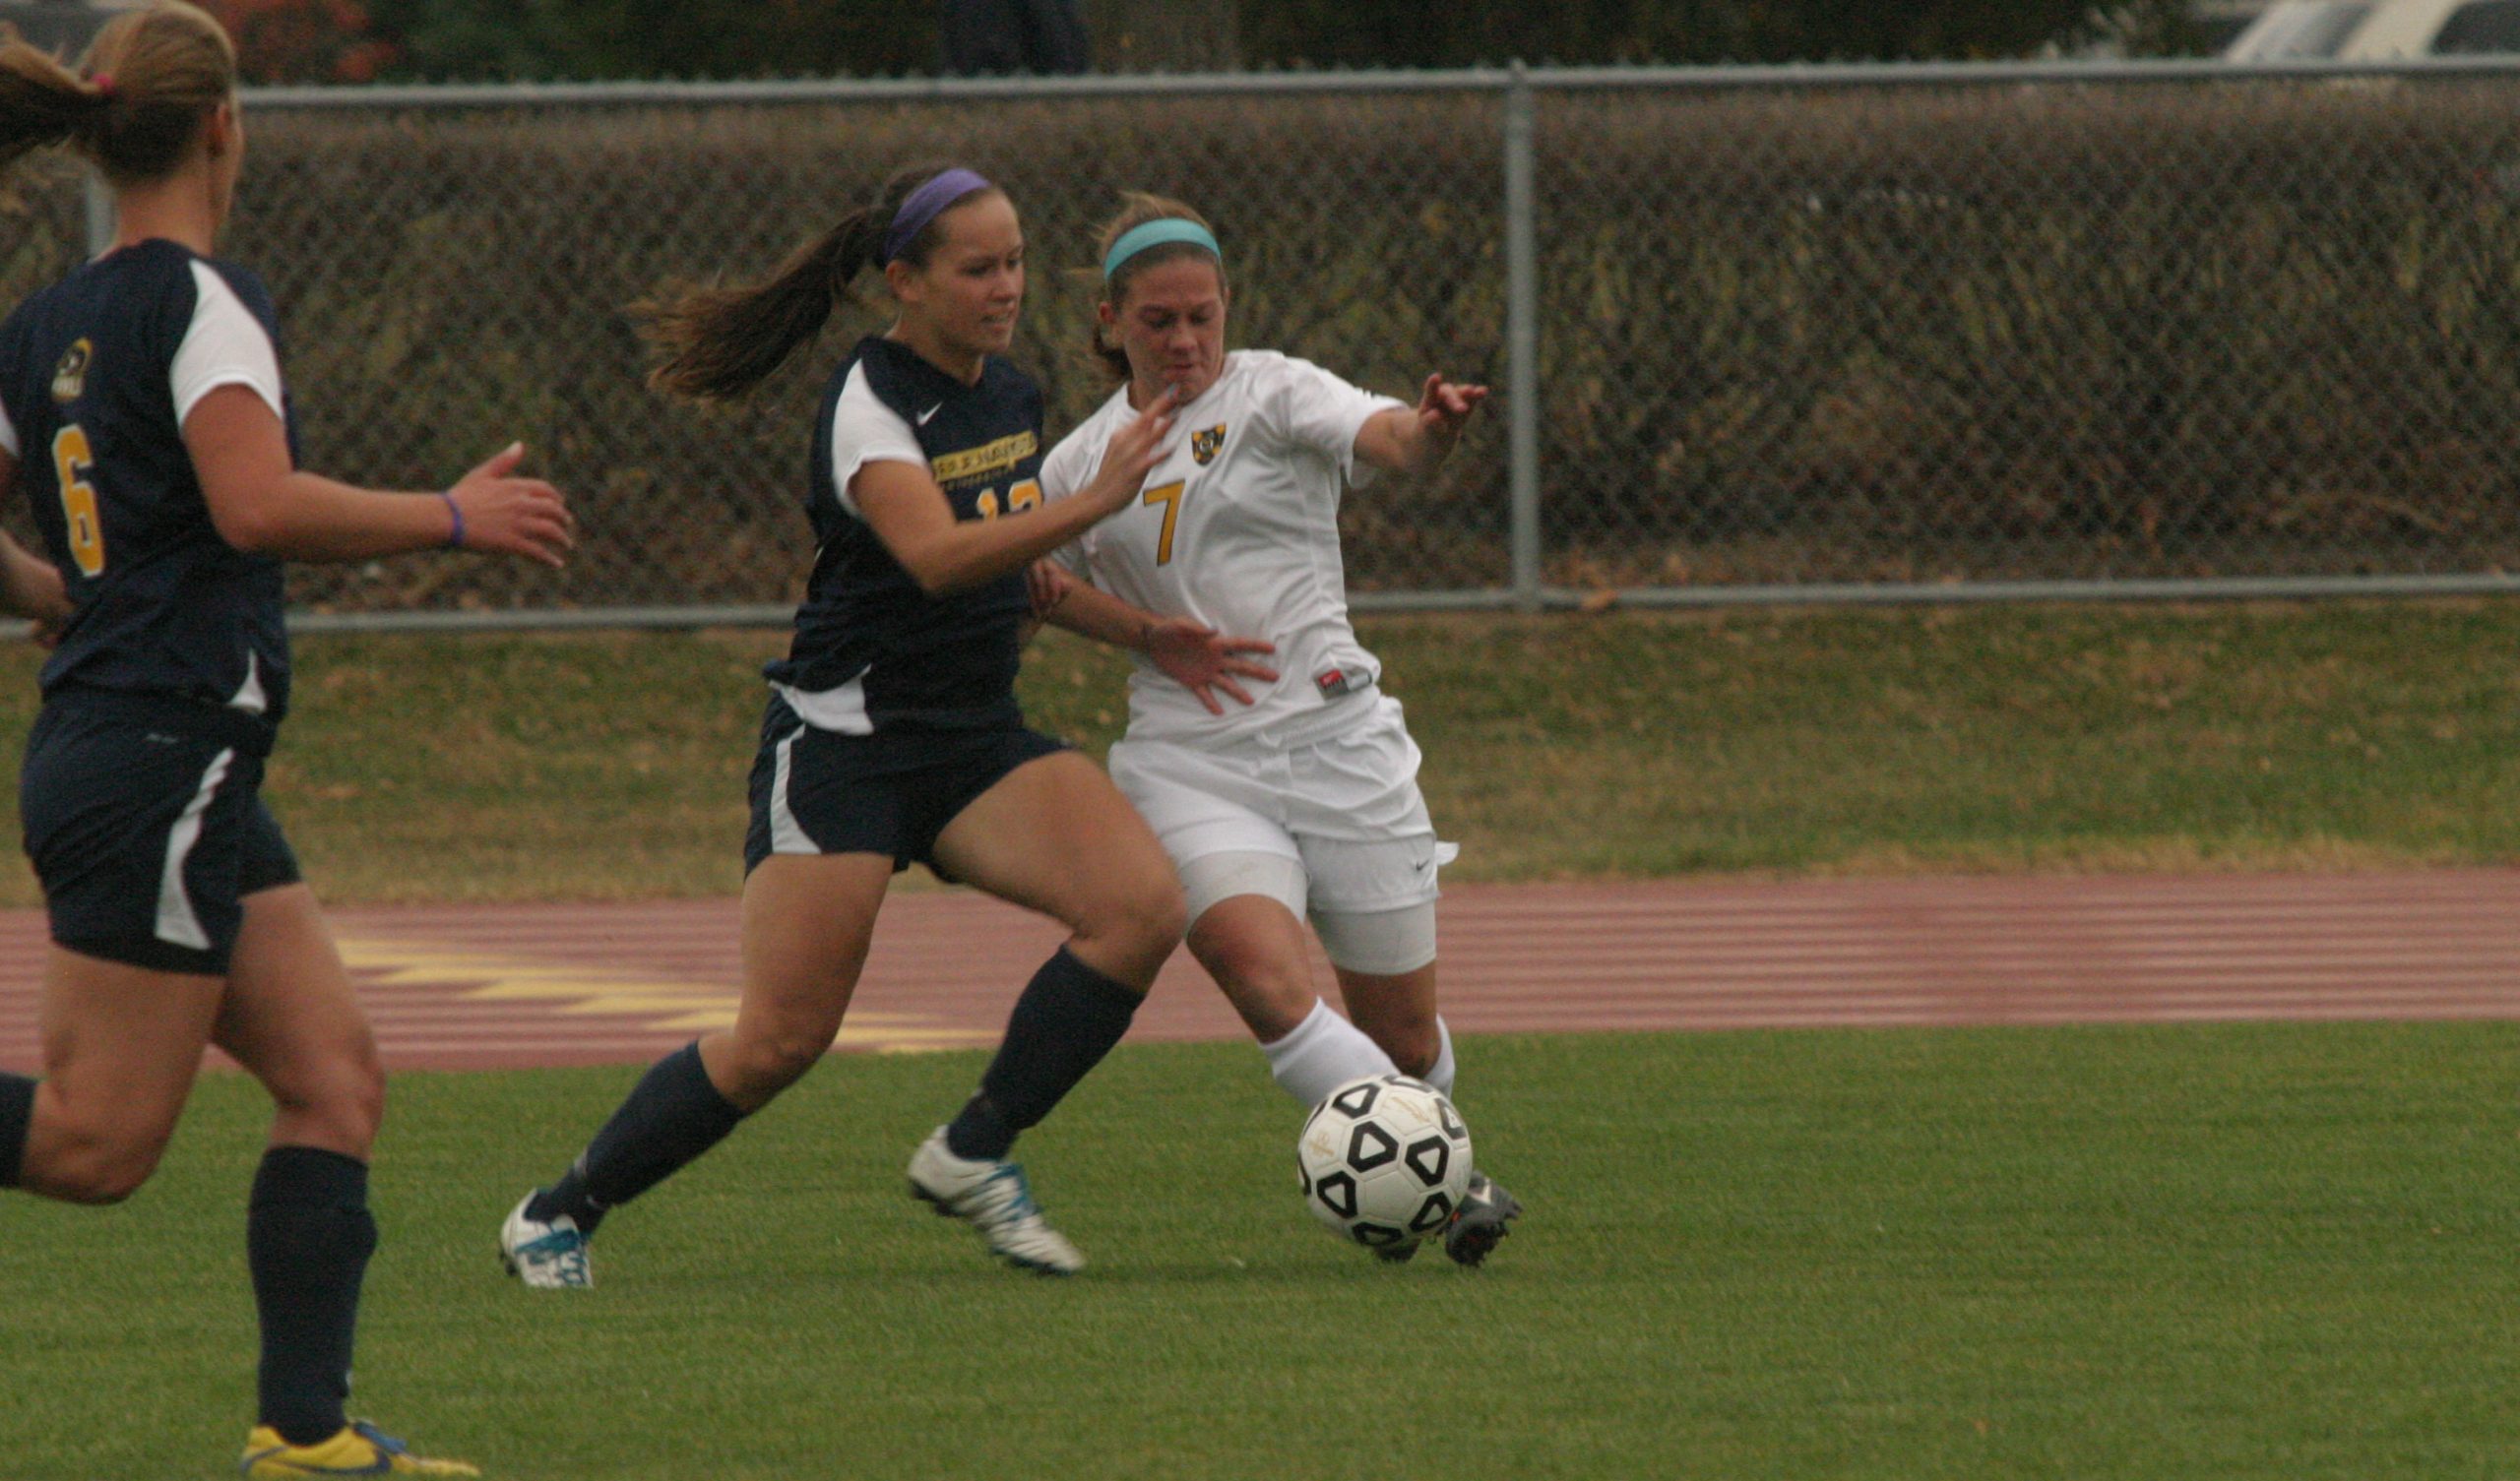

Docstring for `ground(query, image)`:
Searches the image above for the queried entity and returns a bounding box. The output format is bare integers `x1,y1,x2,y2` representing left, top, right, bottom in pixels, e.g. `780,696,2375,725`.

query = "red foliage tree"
202,0,399,84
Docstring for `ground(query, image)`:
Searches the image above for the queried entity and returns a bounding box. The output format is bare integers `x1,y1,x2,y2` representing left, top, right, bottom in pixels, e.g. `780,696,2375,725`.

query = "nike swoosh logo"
916,403,942,425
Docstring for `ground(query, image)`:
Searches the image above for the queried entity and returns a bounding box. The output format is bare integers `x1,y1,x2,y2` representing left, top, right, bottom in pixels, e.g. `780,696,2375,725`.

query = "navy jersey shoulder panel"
771,337,1045,730
2,240,291,723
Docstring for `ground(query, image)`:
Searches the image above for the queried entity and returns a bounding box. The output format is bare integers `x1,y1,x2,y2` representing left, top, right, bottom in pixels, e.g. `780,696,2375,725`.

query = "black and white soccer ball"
1296,1075,1474,1254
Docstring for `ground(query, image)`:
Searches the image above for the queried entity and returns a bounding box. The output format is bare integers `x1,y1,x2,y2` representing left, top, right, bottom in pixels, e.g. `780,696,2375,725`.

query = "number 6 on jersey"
51,424,104,577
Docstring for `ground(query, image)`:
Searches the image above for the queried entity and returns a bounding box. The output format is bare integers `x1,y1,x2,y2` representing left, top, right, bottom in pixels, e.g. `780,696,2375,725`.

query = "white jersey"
1040,349,1404,746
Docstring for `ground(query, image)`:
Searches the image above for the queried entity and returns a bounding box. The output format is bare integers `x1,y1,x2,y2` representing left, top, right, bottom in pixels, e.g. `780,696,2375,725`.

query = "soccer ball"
1296,1075,1473,1254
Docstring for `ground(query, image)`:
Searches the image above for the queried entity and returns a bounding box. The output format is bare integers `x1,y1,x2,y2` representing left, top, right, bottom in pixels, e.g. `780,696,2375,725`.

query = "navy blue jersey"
0,240,293,726
767,335,1042,732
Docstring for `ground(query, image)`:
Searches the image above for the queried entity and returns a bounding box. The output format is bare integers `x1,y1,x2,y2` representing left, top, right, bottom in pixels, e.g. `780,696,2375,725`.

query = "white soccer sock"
1261,999,1397,1106
1424,1017,1457,1097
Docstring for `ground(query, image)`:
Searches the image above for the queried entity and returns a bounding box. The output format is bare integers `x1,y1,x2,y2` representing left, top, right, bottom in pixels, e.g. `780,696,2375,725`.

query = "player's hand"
1414,373,1488,457
1143,617,1278,714
13,557,69,646
1084,386,1177,517
448,443,575,568
1025,559,1074,619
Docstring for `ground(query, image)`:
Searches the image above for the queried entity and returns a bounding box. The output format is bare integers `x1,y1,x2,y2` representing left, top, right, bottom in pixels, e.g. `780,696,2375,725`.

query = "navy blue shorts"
743,695,1067,875
21,696,301,976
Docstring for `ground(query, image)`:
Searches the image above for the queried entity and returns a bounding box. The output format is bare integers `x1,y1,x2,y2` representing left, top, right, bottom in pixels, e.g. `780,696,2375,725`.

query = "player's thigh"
712,852,896,1102
26,948,224,1197
931,750,1183,953
1186,888,1320,1041
1302,833,1446,1069
213,883,382,1150
737,852,893,1026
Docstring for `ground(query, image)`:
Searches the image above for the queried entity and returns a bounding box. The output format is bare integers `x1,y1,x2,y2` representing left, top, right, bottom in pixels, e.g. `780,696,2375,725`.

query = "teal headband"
1102,219,1222,280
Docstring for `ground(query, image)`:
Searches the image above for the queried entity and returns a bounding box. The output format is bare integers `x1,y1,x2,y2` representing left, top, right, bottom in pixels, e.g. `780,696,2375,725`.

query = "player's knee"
1190,927,1302,1003
43,1131,167,1205
723,1023,829,1102
1082,878,1186,973
270,1039,386,1152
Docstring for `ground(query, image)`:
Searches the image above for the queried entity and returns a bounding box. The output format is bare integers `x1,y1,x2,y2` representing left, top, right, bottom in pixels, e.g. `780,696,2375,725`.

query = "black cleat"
1441,1171,1523,1267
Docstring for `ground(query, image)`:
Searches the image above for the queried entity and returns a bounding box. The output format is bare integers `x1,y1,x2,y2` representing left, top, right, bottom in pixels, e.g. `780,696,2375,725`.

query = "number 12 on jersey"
51,424,105,577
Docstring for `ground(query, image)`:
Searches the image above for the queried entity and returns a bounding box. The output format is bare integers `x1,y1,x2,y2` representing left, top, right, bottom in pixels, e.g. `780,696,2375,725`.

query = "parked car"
2224,0,2520,60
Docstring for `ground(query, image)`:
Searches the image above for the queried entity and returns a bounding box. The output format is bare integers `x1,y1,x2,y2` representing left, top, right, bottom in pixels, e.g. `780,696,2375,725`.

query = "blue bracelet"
440,491,465,549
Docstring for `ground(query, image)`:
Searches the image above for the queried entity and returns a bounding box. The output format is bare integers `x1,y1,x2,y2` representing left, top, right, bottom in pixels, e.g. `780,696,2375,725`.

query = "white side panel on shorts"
769,728,812,854
228,648,267,715
0,389,17,460
156,747,235,950
773,675,872,736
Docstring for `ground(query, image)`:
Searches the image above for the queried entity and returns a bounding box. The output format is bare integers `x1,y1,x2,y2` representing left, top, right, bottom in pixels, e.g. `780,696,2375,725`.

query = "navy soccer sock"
946,948,1143,1160
249,1145,376,1449
529,1042,746,1234
0,1073,33,1190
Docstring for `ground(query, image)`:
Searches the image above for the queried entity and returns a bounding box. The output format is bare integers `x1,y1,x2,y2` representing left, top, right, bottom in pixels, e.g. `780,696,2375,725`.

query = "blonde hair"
0,1,235,185
1087,192,1224,383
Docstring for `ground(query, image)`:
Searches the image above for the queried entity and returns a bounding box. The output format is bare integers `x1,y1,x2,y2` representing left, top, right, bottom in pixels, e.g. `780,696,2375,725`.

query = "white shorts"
1106,695,1459,964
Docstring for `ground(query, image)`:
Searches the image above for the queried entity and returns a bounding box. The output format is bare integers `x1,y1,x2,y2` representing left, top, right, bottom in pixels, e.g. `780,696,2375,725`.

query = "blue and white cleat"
499,1191,592,1289
907,1127,1085,1275
241,1418,479,1476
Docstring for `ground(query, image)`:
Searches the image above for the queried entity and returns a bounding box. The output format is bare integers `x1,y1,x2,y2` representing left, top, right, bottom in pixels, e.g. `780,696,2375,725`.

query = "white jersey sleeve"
170,260,285,427
827,359,929,520
1261,354,1404,486
1039,390,1124,577
0,387,17,460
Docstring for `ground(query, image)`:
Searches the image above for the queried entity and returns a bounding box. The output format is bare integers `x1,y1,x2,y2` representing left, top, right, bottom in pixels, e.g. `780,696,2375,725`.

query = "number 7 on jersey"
1141,479,1185,566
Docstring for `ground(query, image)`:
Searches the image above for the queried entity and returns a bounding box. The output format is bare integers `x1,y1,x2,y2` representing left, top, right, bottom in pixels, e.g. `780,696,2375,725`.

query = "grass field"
3,1025,2515,1480
2,599,2516,1479
0,599,2509,904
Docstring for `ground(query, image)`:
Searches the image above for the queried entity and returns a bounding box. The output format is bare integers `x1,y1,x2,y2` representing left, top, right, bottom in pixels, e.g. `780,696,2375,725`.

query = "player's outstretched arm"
185,385,574,566
1032,562,1278,714
1354,373,1489,480
857,387,1176,598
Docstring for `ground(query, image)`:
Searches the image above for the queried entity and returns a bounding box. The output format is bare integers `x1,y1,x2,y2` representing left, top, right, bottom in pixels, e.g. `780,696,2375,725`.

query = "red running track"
0,871,2515,1073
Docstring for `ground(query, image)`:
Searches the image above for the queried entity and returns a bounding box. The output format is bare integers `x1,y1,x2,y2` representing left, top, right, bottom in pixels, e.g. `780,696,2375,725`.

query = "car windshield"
2435,0,2520,51
2227,1,2374,59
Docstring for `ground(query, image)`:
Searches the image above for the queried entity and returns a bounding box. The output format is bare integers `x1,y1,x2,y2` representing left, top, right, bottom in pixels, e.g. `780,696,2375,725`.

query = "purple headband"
879,168,994,266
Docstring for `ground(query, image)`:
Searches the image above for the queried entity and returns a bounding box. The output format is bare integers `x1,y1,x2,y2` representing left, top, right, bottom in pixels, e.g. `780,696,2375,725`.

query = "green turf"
3,599,2516,904
2,1025,2514,1480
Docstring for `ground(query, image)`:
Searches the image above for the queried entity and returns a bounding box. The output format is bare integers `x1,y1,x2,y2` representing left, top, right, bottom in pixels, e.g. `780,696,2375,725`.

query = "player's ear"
884,257,920,305
203,99,236,158
1096,299,1116,333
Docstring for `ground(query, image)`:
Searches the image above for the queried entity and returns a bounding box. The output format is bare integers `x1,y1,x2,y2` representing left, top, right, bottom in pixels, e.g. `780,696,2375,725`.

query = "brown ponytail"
1087,193,1225,383
0,2,234,184
639,161,999,403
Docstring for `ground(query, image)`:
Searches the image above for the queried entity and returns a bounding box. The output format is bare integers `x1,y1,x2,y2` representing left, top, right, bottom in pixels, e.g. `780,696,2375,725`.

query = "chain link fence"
5,61,2518,625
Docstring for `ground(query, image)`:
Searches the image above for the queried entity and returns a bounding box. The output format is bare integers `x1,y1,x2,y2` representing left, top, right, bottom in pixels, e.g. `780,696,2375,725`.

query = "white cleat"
906,1127,1085,1275
499,1191,593,1289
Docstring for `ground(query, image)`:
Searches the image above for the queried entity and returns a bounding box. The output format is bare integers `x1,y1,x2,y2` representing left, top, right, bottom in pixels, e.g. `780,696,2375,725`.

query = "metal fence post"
83,175,111,258
1503,62,1542,611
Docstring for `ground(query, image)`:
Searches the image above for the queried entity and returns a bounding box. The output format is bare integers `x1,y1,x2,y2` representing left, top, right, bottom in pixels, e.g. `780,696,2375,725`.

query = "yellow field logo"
50,339,91,402
1191,423,1228,464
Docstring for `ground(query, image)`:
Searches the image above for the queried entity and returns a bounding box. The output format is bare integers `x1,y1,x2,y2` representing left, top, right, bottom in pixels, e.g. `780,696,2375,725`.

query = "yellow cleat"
241,1419,481,1476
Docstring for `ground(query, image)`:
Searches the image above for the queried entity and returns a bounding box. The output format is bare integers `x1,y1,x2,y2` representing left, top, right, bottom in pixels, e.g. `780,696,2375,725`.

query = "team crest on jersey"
1191,424,1228,465
50,339,92,403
